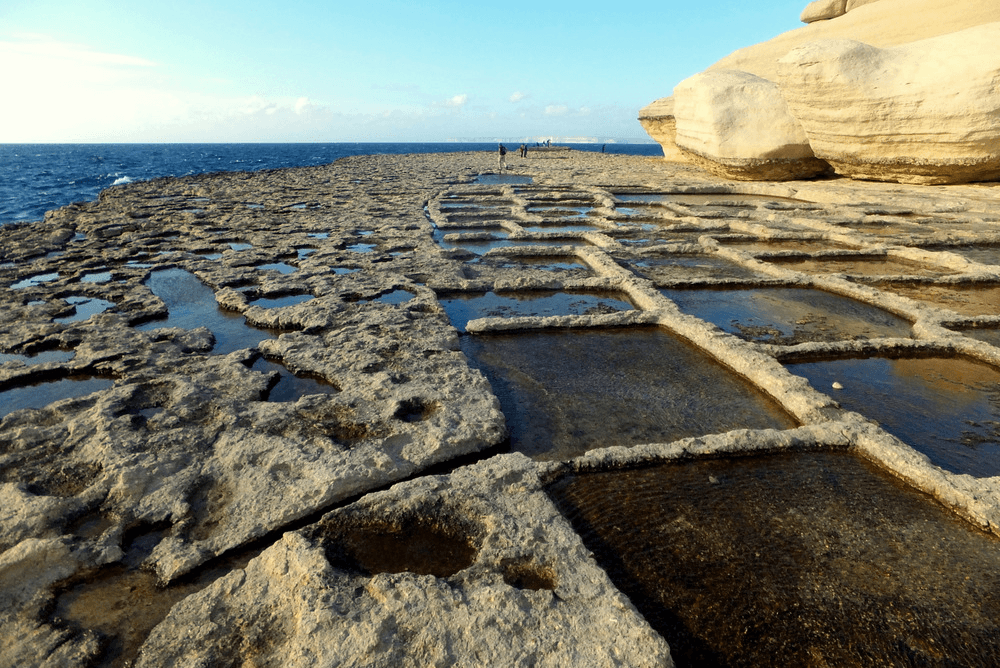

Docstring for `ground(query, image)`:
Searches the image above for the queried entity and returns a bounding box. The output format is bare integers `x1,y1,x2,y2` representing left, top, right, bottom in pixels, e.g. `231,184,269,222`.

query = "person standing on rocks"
498,144,507,172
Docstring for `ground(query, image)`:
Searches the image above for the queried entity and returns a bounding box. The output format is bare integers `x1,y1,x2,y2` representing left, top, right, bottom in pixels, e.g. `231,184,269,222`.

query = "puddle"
55,296,116,323
228,242,253,251
0,376,114,420
0,350,75,366
318,516,479,578
786,355,1000,476
331,267,359,275
881,283,1000,317
947,246,1000,266
296,248,317,260
718,239,851,254
136,268,277,355
547,450,1000,667
617,192,805,207
249,294,314,309
955,327,1000,348
492,256,592,274
432,227,509,244
521,223,600,234
10,272,60,289
624,254,763,282
660,287,911,344
81,271,112,284
440,290,633,333
526,205,592,219
251,358,339,402
766,255,950,278
437,237,586,255
474,174,533,185
346,243,376,253
308,232,329,239
53,543,258,668
461,327,796,460
256,262,297,274
367,289,414,305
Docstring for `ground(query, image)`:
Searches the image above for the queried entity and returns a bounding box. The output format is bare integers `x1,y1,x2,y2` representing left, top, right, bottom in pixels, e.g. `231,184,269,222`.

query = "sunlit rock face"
637,97,687,162
641,0,1000,185
776,24,1000,185
672,70,831,181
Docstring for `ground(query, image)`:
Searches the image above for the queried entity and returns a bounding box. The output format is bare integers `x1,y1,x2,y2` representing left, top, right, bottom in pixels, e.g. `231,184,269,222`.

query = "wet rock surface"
3,149,1000,666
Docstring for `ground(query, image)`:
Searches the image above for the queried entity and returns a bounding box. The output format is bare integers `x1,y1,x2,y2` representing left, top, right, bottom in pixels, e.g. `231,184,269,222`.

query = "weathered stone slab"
134,454,673,668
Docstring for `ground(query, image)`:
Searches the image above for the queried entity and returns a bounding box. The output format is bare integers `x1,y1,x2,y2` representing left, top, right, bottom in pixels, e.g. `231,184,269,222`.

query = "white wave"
112,175,133,186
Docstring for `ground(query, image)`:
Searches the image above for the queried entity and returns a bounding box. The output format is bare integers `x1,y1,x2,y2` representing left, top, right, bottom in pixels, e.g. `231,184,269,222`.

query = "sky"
0,0,805,143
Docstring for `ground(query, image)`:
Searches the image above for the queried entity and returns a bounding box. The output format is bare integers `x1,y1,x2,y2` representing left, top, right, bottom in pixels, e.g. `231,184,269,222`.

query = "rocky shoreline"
3,149,1000,666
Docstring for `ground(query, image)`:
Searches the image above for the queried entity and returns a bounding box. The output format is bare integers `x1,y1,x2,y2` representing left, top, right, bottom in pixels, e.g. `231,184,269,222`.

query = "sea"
0,143,662,226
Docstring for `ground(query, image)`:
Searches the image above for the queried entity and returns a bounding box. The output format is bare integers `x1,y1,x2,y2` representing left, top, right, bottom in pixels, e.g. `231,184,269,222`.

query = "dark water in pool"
786,355,1000,476
440,290,633,332
461,327,796,460
660,287,912,344
548,450,1000,667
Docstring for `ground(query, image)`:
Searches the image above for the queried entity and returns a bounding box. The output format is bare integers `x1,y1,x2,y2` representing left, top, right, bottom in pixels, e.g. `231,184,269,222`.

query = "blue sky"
0,0,803,143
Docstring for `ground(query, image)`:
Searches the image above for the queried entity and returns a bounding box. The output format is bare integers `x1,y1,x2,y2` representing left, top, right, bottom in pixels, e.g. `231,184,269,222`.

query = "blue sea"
0,143,662,226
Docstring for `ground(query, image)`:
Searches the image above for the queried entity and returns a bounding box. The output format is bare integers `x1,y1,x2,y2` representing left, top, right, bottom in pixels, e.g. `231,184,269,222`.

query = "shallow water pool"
786,355,1000,476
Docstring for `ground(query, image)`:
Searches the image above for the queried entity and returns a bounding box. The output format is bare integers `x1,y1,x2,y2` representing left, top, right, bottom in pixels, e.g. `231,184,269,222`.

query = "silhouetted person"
498,144,507,171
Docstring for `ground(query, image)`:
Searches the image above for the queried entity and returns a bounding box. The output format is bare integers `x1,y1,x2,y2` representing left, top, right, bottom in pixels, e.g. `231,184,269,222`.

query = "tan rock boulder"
800,0,847,23
845,0,883,10
672,69,831,181
777,23,1000,184
713,0,1000,83
637,97,687,162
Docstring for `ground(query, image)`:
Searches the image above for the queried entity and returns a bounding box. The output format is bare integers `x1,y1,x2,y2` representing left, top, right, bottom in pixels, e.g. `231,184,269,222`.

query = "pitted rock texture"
134,454,673,668
4,149,1000,665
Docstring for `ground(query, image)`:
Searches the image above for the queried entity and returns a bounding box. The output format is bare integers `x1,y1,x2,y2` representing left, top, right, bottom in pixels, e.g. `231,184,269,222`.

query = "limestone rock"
800,0,847,23
637,97,686,162
711,0,1000,83
845,0,883,10
672,69,831,181
134,454,674,668
777,23,1000,184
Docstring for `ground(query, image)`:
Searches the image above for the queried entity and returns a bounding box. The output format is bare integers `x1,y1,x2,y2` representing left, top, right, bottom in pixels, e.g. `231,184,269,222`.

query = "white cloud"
544,105,569,116
579,106,591,115
444,93,468,108
294,97,314,114
509,91,526,103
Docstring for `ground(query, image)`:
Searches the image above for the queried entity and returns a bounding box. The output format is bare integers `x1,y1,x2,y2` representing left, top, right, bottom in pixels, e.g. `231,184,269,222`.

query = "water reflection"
660,287,911,344
0,376,114,419
136,268,275,355
55,296,116,323
440,290,633,332
461,327,796,460
786,356,1000,476
10,272,60,289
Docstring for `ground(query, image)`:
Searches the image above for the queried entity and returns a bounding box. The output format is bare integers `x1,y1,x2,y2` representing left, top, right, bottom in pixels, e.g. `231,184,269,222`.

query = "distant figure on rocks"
601,144,606,153
498,144,507,171
520,144,527,158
